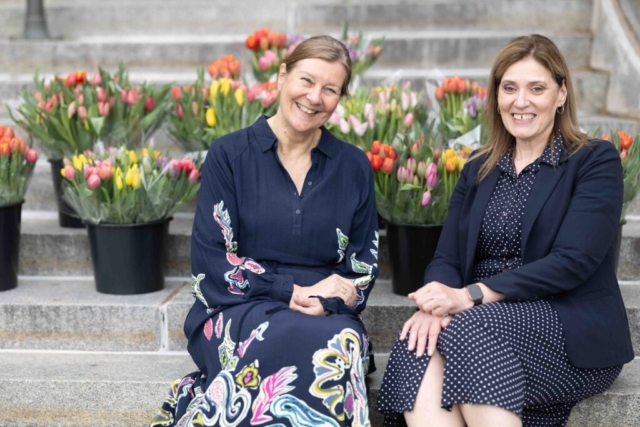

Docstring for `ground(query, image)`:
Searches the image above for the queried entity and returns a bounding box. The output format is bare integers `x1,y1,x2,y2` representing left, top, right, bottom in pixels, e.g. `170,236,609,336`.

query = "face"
276,58,346,135
497,56,567,146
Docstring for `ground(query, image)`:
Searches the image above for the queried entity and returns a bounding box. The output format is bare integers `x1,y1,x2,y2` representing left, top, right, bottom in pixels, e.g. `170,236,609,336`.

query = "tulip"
384,145,397,160
209,80,220,101
72,154,87,171
234,88,244,107
2,127,14,139
145,97,155,112
339,118,350,134
87,174,101,190
206,108,217,127
410,92,418,108
371,140,381,155
435,86,445,101
115,168,124,190
98,101,110,117
619,131,634,150
261,92,276,108
142,157,152,174
446,157,456,173
328,111,342,126
34,91,42,102
98,163,113,180
77,105,88,121
44,100,53,112
108,96,116,108
120,89,128,103
390,99,397,112
421,190,432,207
457,156,466,172
397,166,408,183
413,176,420,186
126,90,138,105
353,121,369,137
125,167,134,187
188,169,199,183
128,150,138,165
417,161,427,178
172,86,183,101
601,134,611,141
67,101,77,118
132,167,141,189
0,143,9,157
76,93,85,106
90,72,102,86
50,94,59,105
25,148,38,164
620,149,628,160
61,165,75,180
426,162,437,178
220,78,231,96
258,56,271,72
401,92,410,111
381,157,395,175
406,168,414,182
403,113,414,128
176,104,184,119
426,170,437,190
406,157,416,173
370,154,383,171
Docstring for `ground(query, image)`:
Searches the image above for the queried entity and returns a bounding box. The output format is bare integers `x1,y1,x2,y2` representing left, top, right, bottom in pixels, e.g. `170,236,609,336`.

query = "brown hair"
283,35,352,97
474,34,588,182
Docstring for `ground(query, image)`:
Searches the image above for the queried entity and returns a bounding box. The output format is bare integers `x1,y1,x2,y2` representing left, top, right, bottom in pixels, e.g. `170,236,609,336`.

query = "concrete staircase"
0,0,639,426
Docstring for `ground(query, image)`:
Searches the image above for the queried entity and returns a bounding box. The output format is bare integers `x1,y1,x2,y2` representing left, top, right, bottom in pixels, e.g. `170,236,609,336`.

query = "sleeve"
190,141,295,312
330,161,380,313
482,142,623,301
422,159,469,288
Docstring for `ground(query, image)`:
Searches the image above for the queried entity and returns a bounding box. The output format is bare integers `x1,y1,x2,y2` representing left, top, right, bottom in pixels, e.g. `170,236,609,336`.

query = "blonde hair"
474,34,588,182
283,35,352,97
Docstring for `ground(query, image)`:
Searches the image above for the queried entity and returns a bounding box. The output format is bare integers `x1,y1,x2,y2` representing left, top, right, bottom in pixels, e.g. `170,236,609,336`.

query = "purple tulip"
426,170,438,190
468,102,477,118
421,190,432,207
426,162,437,178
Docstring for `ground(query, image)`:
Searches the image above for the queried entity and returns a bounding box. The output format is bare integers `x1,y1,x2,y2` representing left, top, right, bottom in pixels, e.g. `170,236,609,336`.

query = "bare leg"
459,404,522,427
404,350,465,427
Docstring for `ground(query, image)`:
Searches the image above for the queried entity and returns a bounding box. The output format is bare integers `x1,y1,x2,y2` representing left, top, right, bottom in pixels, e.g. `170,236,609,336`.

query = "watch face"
468,284,483,302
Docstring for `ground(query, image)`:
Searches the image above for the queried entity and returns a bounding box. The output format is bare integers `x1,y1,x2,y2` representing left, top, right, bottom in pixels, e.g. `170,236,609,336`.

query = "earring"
557,104,565,115
497,106,501,114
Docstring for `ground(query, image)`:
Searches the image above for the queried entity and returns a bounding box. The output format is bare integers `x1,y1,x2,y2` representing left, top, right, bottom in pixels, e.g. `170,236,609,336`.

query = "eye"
502,85,516,93
324,87,338,95
301,77,312,84
531,86,545,93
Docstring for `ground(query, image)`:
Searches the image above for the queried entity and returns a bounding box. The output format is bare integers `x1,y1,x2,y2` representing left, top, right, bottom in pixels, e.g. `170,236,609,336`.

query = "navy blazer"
424,138,634,369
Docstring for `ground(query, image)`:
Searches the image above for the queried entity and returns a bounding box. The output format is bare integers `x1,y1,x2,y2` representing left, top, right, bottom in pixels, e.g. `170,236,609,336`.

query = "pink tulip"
67,101,77,118
258,56,270,72
406,168,414,182
98,162,112,180
421,190,432,207
25,149,38,164
120,89,128,102
34,91,42,102
328,111,342,126
397,166,408,183
90,72,102,86
108,96,116,108
96,87,107,103
98,101,110,117
188,169,199,183
339,117,350,134
63,165,75,180
126,90,138,105
403,112,414,128
353,121,369,137
401,92,410,111
406,157,416,173
426,170,437,190
77,94,85,105
261,93,276,108
78,105,88,120
87,174,101,190
44,100,53,112
410,92,418,108
426,162,437,178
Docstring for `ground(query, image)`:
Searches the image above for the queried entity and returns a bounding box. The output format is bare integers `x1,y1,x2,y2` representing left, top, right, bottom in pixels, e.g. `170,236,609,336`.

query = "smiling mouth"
296,103,319,115
512,113,536,121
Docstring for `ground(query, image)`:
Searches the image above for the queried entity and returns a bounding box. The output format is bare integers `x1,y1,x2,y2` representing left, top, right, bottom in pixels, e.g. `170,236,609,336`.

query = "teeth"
513,114,535,120
297,104,317,114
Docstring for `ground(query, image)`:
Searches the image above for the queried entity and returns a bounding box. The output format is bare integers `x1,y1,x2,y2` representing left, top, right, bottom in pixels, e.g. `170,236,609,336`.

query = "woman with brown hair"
377,34,633,427
151,35,379,427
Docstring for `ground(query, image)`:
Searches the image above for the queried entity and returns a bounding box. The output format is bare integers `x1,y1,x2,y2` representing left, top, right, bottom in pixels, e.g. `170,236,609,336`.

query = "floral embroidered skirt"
151,301,373,427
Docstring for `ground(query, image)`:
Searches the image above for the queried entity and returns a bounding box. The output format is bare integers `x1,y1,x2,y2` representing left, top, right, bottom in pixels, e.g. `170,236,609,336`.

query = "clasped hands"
401,281,473,357
289,274,357,316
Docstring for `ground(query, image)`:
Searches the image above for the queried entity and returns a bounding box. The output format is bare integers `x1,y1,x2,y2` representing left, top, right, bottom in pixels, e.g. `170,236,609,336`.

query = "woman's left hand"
409,281,473,316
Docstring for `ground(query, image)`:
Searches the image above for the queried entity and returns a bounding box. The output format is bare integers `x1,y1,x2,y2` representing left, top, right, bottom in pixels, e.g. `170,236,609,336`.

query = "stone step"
0,30,592,74
2,274,639,356
0,350,636,427
0,0,593,38
0,67,610,116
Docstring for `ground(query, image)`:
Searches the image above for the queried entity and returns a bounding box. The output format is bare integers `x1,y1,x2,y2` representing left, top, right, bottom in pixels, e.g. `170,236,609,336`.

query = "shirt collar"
497,132,565,174
252,115,339,159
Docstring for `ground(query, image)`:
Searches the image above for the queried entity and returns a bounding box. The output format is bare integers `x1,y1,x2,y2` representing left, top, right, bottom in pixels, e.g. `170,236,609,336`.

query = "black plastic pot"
387,223,443,296
0,201,23,291
48,158,84,228
86,218,171,295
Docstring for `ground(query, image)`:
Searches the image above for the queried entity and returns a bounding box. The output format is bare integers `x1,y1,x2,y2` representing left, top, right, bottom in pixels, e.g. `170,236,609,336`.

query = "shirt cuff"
270,274,295,303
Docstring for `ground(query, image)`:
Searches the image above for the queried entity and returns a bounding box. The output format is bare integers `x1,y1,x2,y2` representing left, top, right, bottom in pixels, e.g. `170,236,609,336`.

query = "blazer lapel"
464,167,500,284
521,163,565,252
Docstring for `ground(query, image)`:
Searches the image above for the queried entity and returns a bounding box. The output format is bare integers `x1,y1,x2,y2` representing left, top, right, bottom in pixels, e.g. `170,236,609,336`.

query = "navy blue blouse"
472,135,563,282
186,116,380,334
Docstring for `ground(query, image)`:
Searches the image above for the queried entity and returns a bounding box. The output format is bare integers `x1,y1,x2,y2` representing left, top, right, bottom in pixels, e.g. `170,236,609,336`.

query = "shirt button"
308,181,312,185
295,210,301,214
502,212,508,217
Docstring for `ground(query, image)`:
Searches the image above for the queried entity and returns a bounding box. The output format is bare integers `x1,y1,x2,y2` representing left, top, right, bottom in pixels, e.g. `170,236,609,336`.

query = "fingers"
440,315,453,329
400,318,413,341
427,318,442,357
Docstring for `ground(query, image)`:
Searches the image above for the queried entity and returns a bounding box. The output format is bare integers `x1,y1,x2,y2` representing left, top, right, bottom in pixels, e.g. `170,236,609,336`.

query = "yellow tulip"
220,78,231,96
132,166,141,189
457,157,466,172
209,80,220,102
142,148,149,157
445,148,456,160
206,107,217,127
445,157,457,173
128,150,137,165
115,168,123,190
154,150,160,158
234,88,244,108
125,166,134,187
72,154,87,171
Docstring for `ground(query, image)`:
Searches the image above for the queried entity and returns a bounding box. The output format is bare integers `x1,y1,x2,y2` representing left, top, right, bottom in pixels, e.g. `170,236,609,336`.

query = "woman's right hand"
295,274,357,306
400,310,453,357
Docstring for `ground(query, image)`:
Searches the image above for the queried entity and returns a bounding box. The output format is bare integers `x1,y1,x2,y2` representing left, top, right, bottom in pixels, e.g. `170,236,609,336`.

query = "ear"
558,79,568,106
277,63,287,90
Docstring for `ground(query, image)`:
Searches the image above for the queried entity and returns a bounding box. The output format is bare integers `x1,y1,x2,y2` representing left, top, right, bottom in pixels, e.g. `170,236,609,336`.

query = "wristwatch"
466,284,483,306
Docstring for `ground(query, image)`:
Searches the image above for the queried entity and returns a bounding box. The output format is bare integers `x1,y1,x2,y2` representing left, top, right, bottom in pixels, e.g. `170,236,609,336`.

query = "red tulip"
370,154,383,171
188,169,199,183
371,140,381,155
145,97,155,112
381,157,395,174
25,148,38,164
177,104,184,119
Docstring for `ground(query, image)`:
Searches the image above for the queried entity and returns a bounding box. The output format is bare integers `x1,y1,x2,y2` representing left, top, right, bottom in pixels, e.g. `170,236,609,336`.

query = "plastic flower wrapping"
364,123,471,225
0,125,38,206
168,67,279,152
340,22,384,77
601,130,640,220
9,65,171,159
60,145,200,224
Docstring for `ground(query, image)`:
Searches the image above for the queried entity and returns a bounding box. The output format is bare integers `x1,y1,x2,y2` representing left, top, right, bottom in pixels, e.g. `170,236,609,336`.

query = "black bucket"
0,201,23,291
49,158,84,228
387,223,443,296
86,218,171,295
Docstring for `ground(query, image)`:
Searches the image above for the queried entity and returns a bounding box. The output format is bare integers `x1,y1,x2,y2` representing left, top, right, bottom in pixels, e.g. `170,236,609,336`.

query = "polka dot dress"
376,136,623,427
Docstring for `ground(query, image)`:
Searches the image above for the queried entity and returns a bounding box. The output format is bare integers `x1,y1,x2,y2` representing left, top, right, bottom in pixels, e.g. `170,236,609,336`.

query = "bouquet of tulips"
245,27,291,82
169,68,279,152
601,130,640,220
327,82,428,152
0,125,38,206
341,22,384,77
434,76,488,147
365,124,470,225
207,54,241,80
60,145,200,224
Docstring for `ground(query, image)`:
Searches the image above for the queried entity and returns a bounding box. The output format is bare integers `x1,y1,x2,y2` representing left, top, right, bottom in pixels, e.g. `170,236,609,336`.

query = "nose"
514,88,529,108
306,86,322,104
